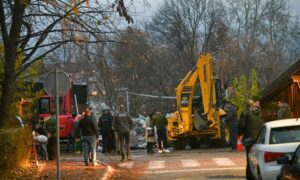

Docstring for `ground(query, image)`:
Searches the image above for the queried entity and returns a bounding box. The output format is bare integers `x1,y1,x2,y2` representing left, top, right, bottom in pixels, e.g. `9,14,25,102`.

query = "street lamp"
91,90,98,96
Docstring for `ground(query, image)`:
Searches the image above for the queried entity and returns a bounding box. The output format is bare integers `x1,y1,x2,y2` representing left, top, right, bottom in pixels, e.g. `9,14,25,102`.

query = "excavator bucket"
192,107,208,130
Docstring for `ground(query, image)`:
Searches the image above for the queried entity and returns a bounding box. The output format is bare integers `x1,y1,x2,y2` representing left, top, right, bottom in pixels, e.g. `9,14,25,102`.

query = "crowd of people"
224,99,291,180
74,105,171,165
29,99,291,170
30,103,172,166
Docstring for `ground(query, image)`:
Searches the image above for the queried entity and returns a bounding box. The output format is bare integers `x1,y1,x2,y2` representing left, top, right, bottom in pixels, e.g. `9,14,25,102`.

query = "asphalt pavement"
98,148,247,180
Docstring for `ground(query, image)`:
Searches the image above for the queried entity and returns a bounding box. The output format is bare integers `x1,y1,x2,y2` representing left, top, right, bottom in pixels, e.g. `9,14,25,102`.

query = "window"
257,126,266,144
39,98,50,114
270,126,300,144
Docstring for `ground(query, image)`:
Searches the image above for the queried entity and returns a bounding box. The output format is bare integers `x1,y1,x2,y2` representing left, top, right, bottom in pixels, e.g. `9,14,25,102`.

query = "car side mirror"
276,156,290,165
244,138,254,146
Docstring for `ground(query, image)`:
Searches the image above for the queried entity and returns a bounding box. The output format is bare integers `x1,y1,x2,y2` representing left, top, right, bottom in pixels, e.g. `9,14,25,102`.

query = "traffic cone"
236,136,244,151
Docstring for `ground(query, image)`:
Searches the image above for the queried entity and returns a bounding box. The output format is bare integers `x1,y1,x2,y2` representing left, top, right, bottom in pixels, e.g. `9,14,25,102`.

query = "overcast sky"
290,0,300,16
131,0,300,25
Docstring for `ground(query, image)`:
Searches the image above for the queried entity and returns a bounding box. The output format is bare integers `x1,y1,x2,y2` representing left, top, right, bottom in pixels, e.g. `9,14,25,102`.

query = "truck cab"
36,82,87,139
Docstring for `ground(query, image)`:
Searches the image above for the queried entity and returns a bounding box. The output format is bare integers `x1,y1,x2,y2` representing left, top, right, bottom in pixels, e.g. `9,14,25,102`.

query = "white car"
249,118,300,180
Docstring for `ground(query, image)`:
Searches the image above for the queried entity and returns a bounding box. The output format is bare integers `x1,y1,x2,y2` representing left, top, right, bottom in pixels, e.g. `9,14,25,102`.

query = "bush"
0,127,32,172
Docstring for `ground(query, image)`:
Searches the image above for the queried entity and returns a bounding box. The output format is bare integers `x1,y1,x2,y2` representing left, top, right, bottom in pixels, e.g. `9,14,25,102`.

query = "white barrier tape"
128,92,176,99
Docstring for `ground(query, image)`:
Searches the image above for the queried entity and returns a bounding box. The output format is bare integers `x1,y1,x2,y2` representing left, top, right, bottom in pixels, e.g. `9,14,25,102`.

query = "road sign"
44,68,70,180
44,70,71,97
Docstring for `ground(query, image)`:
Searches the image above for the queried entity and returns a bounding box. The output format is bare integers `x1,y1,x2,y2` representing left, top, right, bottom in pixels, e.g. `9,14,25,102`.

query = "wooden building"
260,60,300,121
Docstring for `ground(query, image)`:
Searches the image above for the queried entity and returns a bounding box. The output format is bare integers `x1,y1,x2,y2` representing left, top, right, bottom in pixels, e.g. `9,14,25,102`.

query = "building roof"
261,59,300,101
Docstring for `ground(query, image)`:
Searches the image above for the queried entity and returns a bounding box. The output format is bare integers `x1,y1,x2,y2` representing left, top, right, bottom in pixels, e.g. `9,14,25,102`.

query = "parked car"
248,119,300,180
277,144,300,180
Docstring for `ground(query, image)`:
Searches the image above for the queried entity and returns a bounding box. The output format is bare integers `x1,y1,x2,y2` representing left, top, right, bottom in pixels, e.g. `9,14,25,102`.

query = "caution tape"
128,91,176,99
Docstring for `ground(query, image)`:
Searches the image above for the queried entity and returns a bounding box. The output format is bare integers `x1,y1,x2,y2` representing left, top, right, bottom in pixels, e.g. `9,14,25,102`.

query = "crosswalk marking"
212,158,235,166
142,167,245,174
117,157,238,170
148,161,165,169
119,161,134,169
181,159,200,167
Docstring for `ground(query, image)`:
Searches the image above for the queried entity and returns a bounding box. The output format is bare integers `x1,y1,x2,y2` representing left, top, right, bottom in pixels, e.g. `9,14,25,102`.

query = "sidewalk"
37,153,112,180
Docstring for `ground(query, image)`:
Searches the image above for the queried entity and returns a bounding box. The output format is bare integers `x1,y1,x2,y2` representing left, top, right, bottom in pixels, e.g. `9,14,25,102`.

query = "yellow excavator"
167,53,228,149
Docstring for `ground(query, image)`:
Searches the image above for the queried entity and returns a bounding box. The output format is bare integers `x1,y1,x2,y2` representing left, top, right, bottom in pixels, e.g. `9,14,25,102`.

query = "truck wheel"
213,119,229,148
172,140,186,150
189,137,201,149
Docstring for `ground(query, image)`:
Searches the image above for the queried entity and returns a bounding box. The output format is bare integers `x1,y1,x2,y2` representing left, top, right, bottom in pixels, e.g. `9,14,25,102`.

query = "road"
98,148,247,180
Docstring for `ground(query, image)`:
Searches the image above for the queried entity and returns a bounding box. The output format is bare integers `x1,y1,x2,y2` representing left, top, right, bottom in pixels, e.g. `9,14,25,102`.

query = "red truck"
34,82,88,139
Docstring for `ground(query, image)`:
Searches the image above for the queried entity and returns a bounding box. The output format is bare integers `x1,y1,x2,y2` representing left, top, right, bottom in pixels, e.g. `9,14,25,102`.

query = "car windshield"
270,125,300,144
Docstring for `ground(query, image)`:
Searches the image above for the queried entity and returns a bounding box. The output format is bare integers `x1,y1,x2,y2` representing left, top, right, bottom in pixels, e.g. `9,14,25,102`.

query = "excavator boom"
167,53,227,149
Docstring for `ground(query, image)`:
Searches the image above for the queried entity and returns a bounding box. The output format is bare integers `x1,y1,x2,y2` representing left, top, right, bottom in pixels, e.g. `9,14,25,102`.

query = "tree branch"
16,43,62,77
23,38,117,52
0,0,9,45
9,0,25,41
19,20,32,52
21,0,86,64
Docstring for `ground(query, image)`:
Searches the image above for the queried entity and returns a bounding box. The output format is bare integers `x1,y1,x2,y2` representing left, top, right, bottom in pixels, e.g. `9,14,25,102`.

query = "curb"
99,161,116,180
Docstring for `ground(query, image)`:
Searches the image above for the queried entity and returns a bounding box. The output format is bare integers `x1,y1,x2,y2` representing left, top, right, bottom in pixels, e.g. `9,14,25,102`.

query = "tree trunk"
0,45,17,128
0,0,25,128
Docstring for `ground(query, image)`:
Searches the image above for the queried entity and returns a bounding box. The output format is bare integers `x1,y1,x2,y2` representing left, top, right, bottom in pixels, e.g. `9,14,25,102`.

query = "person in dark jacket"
277,101,291,119
65,114,77,153
144,112,155,154
238,99,263,180
35,117,46,136
225,102,238,151
113,105,133,161
153,111,170,153
72,114,82,153
43,111,57,160
112,116,121,155
76,107,99,166
98,110,114,154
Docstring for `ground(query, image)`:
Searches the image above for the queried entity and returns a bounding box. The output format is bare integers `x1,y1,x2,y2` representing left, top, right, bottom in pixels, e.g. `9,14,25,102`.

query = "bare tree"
223,0,299,85
94,44,119,110
144,0,300,102
147,0,205,71
0,0,133,127
109,27,153,114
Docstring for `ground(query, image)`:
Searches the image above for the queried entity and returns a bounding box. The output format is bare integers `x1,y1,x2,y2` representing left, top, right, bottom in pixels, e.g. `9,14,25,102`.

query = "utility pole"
126,89,129,113
55,67,60,180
